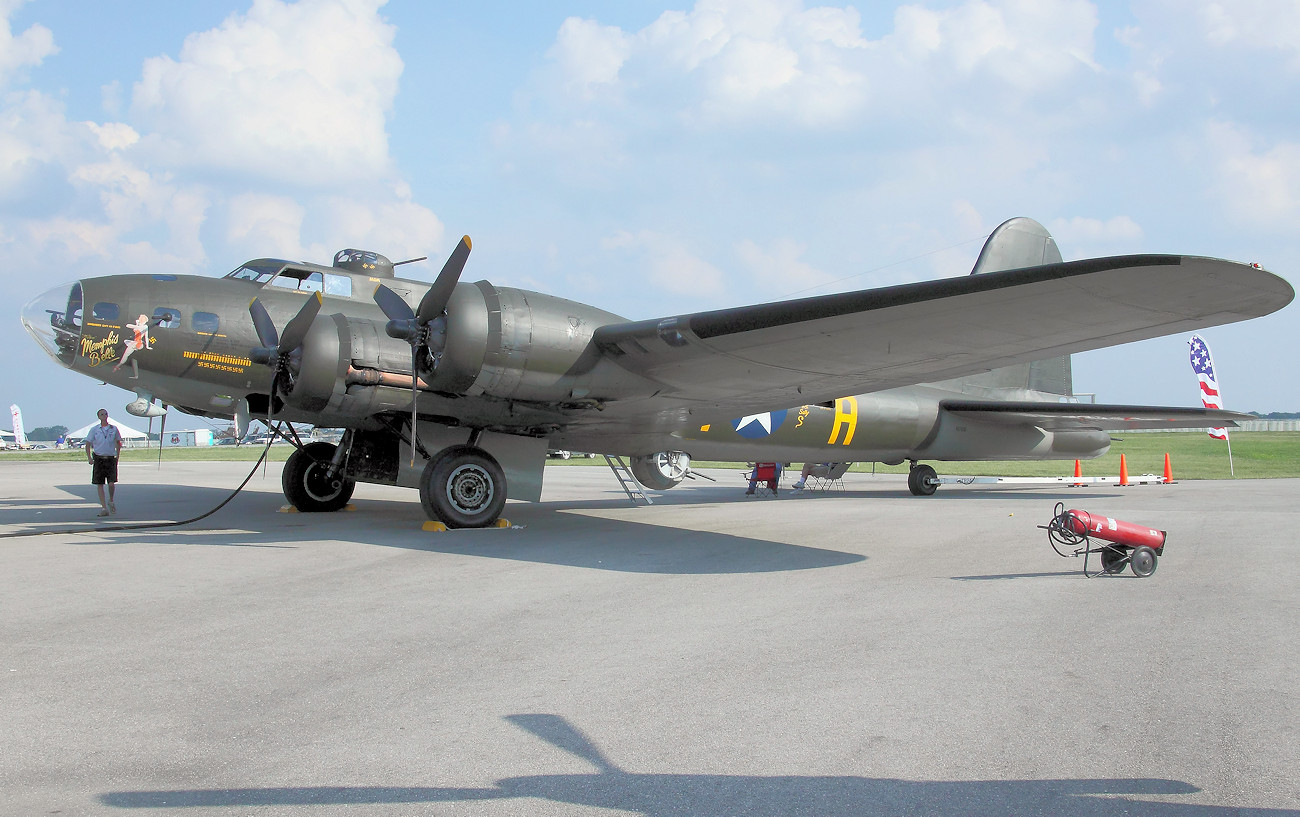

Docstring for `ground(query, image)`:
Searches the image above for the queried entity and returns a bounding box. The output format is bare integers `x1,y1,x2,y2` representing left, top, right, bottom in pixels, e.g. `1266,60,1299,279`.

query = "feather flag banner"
1189,334,1228,440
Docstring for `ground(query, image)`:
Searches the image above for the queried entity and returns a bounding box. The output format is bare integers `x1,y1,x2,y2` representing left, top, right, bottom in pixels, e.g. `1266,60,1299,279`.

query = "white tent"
67,418,149,440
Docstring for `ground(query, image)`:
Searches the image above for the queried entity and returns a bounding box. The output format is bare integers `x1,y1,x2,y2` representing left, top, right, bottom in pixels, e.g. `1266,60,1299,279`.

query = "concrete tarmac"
1,460,1297,816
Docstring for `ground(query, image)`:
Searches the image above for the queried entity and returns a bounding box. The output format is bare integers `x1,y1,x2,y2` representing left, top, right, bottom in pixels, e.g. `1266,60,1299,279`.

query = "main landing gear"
280,432,508,529
282,441,357,512
418,444,507,529
907,461,938,496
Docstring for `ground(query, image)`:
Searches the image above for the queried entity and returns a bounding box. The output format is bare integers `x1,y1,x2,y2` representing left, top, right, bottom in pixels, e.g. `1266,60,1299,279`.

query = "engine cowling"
281,281,630,419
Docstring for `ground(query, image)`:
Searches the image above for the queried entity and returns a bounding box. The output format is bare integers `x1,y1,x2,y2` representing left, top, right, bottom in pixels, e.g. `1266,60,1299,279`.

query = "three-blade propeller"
372,235,472,453
248,291,324,423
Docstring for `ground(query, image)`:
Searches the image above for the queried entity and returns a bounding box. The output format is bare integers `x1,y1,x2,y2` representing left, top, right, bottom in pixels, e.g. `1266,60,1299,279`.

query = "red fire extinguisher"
1061,509,1167,552
1042,503,1167,578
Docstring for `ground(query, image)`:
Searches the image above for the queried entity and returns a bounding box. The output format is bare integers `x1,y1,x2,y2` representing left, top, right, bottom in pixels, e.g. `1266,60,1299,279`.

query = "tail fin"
965,218,1072,398
971,216,1061,272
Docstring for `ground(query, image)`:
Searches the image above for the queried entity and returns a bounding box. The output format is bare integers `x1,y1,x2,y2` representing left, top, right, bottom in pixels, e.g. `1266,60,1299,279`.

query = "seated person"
791,462,845,489
746,462,781,495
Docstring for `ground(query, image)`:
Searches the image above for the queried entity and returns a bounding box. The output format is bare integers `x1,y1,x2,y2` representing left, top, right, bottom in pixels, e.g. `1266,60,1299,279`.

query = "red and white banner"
1188,334,1227,440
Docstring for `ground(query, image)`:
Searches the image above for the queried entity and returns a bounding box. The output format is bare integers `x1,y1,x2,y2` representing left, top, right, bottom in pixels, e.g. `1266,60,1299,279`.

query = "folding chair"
804,462,851,491
743,462,782,497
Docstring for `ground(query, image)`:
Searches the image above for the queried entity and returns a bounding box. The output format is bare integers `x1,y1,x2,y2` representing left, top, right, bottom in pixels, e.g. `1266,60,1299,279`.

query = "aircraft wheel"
907,463,938,496
1129,546,1158,578
420,445,506,528
282,442,355,512
1100,546,1128,574
629,451,690,490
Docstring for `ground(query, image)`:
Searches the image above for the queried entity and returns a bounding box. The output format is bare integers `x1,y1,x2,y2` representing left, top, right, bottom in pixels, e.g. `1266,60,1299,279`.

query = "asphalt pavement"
1,460,1297,816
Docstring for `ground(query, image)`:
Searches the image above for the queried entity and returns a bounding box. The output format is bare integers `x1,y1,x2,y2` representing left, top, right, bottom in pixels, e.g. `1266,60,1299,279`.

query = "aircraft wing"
940,401,1254,432
582,255,1292,426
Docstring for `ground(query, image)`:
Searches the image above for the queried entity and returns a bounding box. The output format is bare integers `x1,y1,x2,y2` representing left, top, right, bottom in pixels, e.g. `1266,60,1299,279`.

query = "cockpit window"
92,302,120,322
270,268,324,293
324,273,352,297
224,260,285,283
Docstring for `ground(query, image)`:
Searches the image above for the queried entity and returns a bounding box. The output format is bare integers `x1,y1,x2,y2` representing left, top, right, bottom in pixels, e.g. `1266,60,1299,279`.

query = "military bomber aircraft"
21,218,1293,527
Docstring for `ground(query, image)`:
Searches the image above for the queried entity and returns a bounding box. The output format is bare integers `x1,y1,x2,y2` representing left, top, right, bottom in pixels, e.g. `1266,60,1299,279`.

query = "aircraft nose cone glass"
22,281,83,367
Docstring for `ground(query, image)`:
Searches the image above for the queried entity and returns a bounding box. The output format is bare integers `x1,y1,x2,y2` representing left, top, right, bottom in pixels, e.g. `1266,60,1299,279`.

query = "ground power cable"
1,436,277,540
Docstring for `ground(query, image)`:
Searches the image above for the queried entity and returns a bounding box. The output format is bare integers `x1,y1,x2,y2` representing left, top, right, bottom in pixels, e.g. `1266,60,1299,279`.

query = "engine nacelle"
439,281,626,401
281,281,630,420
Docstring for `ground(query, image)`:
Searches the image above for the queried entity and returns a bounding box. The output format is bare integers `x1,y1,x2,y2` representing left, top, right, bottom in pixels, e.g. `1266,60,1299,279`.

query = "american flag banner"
1189,334,1228,440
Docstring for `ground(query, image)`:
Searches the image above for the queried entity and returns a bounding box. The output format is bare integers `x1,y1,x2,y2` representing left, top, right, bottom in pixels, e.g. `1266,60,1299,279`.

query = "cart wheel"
1100,546,1128,575
1129,545,1158,578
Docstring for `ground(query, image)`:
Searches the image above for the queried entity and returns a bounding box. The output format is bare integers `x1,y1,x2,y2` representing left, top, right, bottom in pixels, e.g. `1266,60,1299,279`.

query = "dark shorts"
91,455,118,485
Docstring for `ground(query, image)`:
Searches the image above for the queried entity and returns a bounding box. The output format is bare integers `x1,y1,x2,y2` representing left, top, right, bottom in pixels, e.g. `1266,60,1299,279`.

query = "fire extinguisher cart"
1041,502,1167,578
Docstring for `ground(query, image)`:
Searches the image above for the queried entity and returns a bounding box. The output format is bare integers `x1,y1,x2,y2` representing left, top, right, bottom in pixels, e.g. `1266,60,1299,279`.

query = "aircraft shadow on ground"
99,713,1298,816
0,482,280,532
3,481,865,575
3,474,1145,573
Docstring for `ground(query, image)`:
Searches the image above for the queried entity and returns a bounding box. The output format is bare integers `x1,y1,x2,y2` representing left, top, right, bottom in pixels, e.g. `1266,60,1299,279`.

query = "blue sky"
5,0,1298,433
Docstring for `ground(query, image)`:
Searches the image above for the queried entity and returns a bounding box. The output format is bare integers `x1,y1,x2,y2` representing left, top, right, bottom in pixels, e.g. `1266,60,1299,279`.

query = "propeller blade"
249,298,279,349
279,291,323,353
156,410,166,470
267,369,280,427
409,344,420,467
417,235,471,324
373,283,416,323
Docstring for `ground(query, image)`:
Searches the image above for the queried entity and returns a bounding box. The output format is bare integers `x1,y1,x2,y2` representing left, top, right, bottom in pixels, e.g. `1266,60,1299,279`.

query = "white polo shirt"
86,424,122,457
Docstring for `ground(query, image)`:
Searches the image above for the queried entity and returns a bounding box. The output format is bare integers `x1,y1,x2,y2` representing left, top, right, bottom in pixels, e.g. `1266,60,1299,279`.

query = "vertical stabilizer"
965,218,1072,397
971,217,1062,273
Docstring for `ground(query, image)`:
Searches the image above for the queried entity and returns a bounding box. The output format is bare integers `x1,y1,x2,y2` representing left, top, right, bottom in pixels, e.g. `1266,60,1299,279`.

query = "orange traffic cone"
1072,459,1082,487
1163,453,1174,484
1119,453,1130,486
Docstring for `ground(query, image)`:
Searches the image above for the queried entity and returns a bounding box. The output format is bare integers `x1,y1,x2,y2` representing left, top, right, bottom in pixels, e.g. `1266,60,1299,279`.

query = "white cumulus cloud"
130,0,403,185
602,229,726,297
0,0,56,86
1205,121,1300,230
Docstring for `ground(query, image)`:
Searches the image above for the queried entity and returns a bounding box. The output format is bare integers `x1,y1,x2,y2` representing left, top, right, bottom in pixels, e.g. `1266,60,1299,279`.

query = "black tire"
629,452,690,490
282,442,355,512
1100,546,1128,574
420,445,506,528
1129,545,1158,578
907,464,938,496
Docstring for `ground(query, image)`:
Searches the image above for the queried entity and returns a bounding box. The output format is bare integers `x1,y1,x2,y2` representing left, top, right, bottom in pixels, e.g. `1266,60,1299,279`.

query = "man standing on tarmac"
85,408,122,517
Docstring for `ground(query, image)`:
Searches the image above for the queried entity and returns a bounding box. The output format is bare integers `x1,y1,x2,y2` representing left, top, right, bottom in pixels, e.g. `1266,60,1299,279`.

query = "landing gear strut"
282,441,356,512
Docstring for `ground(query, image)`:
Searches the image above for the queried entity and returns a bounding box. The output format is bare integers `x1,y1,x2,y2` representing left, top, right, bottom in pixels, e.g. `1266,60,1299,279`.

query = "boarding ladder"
604,455,653,506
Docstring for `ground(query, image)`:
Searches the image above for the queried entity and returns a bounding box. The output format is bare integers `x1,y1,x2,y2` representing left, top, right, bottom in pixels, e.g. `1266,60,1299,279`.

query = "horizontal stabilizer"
941,400,1255,432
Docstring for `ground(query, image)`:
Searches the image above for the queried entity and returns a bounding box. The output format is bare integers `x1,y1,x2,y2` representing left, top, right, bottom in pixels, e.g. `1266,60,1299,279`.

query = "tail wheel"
282,441,355,512
629,451,690,490
907,463,938,496
420,445,506,528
